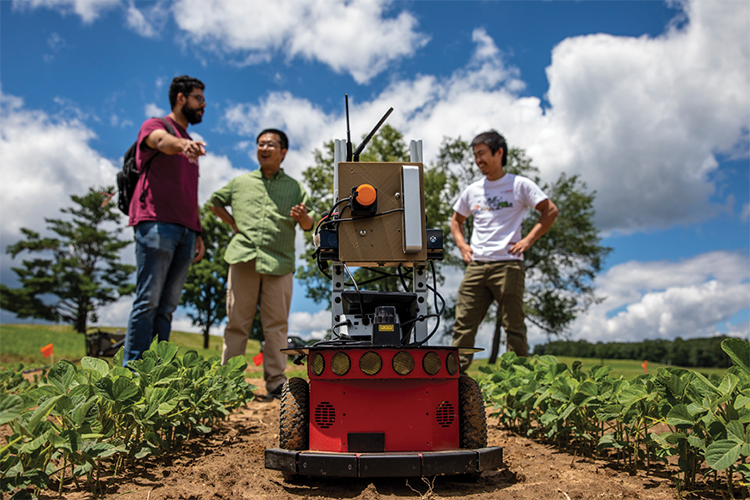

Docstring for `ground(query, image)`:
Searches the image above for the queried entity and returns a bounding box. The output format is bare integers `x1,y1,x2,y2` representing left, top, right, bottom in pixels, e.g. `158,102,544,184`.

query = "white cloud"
124,1,169,38
222,1,748,235
170,0,429,84
94,296,132,329
13,0,120,23
224,92,339,180
289,310,331,340
12,0,440,87
536,0,749,232
0,93,118,255
0,92,129,326
195,151,248,206
144,103,166,118
573,251,750,343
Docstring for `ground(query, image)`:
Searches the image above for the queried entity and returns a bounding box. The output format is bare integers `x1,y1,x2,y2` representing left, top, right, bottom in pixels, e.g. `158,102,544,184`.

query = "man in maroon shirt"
123,75,207,366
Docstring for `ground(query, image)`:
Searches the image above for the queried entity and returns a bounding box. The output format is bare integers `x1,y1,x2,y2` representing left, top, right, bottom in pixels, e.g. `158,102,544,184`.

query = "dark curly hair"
169,75,205,109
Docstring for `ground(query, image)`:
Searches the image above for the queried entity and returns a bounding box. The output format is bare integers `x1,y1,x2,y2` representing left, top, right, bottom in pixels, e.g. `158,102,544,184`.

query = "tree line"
532,336,745,368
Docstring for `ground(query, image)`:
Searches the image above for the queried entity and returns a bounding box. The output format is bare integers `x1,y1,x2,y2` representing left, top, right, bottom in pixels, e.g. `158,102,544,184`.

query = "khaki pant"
451,260,527,370
222,259,293,392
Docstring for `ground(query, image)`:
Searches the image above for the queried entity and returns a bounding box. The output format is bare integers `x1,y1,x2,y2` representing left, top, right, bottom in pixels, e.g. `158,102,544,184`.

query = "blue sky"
1,0,748,353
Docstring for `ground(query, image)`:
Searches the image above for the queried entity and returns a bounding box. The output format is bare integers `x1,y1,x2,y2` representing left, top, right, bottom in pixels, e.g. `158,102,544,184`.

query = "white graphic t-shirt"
452,174,548,261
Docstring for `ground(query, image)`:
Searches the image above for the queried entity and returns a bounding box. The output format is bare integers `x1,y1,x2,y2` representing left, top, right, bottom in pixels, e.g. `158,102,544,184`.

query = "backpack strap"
139,117,176,203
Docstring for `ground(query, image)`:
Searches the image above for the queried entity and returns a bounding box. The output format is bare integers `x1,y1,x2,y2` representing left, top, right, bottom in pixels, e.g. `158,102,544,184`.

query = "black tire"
279,377,309,450
458,374,487,449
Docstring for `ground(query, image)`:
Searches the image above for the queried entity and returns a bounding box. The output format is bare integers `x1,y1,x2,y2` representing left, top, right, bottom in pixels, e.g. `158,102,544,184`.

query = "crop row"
478,338,750,498
0,340,256,499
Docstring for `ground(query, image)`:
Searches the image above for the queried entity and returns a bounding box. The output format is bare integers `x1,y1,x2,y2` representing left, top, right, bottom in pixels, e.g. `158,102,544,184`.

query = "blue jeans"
123,222,196,366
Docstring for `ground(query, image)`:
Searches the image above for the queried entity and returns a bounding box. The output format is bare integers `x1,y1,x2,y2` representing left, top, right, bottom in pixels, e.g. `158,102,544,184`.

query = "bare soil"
22,378,697,500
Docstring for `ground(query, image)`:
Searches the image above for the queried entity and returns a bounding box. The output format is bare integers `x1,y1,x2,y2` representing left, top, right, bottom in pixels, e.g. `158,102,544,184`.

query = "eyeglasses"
257,141,279,150
187,93,205,104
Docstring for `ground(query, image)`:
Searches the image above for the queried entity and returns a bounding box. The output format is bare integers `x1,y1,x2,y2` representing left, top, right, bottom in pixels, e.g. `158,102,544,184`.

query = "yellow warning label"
378,324,395,332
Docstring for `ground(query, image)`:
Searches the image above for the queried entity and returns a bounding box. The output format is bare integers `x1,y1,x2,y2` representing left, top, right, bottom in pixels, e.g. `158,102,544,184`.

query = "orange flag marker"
641,359,648,373
253,352,264,366
40,343,54,358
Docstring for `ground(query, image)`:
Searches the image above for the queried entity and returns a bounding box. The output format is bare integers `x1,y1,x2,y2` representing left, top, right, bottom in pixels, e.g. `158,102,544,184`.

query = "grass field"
0,323,307,379
468,354,727,379
0,323,725,381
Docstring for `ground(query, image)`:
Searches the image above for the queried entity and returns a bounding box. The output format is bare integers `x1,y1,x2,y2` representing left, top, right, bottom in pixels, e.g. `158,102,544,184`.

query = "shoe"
267,385,283,400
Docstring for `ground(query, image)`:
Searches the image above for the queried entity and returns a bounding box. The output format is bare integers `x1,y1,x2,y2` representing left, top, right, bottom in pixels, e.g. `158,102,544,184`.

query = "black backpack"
117,117,175,215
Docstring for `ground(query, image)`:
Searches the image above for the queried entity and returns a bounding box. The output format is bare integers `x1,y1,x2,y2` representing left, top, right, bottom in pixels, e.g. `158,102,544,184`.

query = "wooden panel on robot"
337,162,427,263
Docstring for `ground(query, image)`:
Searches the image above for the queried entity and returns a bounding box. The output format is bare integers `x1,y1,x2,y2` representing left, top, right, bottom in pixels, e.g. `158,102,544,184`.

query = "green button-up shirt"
209,169,315,276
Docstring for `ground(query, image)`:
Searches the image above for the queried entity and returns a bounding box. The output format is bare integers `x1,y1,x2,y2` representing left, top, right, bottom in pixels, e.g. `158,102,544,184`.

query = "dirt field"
20,378,694,500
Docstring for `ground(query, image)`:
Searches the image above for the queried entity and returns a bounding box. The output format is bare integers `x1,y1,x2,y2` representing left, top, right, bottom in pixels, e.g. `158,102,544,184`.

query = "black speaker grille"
314,402,336,428
435,400,455,427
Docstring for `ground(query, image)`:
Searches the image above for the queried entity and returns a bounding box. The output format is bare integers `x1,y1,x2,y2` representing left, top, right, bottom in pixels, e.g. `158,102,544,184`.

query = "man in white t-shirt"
451,131,558,370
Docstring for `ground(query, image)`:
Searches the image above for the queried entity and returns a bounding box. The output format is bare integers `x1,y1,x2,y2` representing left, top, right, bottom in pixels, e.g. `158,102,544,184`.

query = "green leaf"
47,360,77,394
705,439,742,471
561,402,577,421
19,429,53,454
223,355,248,375
81,357,110,378
687,435,706,451
595,404,623,421
665,373,690,399
735,393,750,410
112,376,141,403
150,365,179,385
737,463,750,482
571,392,595,406
71,396,98,427
690,371,720,399
722,338,750,375
158,400,179,415
182,350,202,368
0,394,25,425
718,373,740,398
113,346,124,368
727,420,745,443
134,445,156,459
50,429,82,454
579,380,598,397
533,388,551,408
666,404,695,427
73,462,93,477
590,365,612,380
81,441,120,459
153,341,179,364
26,395,63,435
10,487,41,499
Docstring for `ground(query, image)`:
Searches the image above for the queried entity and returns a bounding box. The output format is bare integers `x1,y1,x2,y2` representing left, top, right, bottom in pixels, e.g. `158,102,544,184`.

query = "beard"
183,105,203,125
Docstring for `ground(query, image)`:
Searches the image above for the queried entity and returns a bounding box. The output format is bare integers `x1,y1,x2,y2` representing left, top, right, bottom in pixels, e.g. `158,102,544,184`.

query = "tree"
0,187,135,333
296,127,610,360
180,204,265,349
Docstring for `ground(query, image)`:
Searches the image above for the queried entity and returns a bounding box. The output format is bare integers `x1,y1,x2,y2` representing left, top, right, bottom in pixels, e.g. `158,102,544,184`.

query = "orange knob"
356,184,377,206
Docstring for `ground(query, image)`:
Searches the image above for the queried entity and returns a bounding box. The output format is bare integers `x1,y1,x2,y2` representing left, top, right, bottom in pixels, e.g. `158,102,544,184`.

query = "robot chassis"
265,103,503,478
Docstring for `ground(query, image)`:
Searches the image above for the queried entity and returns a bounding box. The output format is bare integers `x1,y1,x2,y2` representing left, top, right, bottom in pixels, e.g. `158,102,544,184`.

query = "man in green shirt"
209,129,314,398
